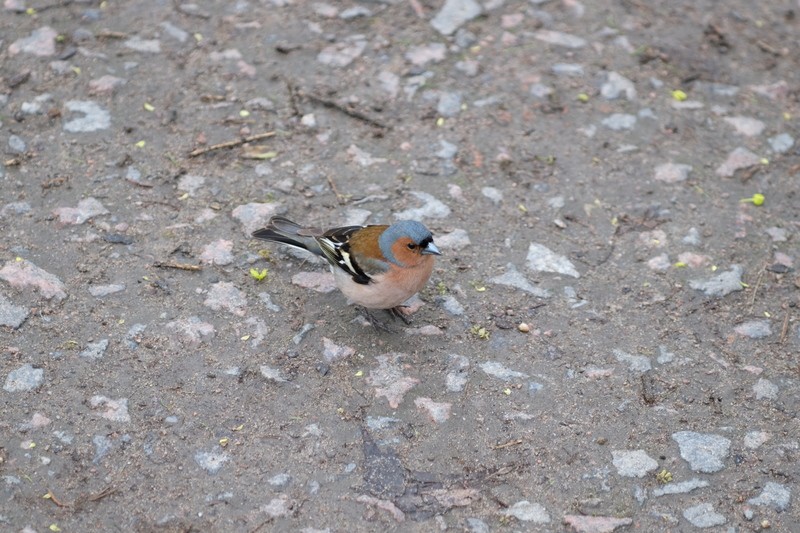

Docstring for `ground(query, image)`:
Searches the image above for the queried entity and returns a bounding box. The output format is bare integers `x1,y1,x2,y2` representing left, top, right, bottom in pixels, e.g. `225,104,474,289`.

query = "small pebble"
518,322,530,333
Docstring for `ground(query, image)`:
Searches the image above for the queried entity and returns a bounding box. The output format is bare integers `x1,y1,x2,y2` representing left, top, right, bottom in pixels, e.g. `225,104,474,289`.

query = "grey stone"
437,91,462,117
735,320,771,339
194,448,230,474
683,503,726,528
63,100,111,132
446,354,470,392
530,83,553,98
394,191,451,220
124,36,162,53
159,21,189,42
93,435,113,463
657,345,675,364
601,71,637,100
612,449,658,477
672,431,731,473
747,482,791,511
8,135,27,154
753,378,778,400
430,0,482,36
480,361,528,381
602,113,637,130
4,364,44,392
292,323,315,344
533,29,586,48
682,227,701,246
768,133,794,154
527,243,580,278
551,63,584,76
0,293,28,328
89,284,126,297
501,501,550,523
489,263,550,298
481,187,503,204
613,349,652,372
653,478,709,496
80,339,109,360
689,265,744,297
436,295,464,316
466,518,489,533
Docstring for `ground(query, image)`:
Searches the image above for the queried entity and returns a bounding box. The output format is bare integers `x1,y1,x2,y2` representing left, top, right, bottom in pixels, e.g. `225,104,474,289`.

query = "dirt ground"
1,0,799,531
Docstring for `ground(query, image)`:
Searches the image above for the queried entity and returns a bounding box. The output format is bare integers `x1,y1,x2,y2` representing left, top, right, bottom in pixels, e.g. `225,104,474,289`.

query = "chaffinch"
252,216,441,329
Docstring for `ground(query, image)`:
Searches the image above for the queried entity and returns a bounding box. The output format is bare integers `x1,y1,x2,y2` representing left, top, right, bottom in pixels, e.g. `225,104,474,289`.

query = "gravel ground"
1,0,799,531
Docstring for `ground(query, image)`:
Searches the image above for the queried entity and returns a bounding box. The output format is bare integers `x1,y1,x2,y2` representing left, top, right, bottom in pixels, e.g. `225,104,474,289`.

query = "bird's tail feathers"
251,216,323,255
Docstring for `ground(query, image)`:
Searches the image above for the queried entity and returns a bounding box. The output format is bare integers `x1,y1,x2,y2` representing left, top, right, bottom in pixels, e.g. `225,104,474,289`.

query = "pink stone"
414,397,452,423
0,259,66,301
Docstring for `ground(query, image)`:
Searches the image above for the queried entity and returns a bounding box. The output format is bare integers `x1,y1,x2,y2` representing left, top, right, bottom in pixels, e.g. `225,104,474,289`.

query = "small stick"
96,30,128,39
153,262,202,271
188,131,276,158
46,489,70,508
491,439,523,450
303,93,388,129
87,485,117,502
285,78,301,117
326,175,346,204
779,312,790,344
747,264,766,312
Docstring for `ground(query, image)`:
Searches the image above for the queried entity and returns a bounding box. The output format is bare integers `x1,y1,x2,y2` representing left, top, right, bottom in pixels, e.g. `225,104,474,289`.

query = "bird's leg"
359,307,397,332
387,306,412,325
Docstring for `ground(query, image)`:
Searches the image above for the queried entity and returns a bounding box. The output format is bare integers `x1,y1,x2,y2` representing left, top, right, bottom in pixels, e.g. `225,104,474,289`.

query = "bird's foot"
387,305,412,325
359,307,398,333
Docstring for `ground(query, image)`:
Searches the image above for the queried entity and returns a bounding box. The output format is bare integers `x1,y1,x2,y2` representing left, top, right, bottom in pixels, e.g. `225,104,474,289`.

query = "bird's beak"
421,242,441,256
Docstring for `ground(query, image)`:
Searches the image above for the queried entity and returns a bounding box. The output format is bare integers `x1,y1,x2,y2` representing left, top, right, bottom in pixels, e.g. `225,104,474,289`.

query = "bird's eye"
407,243,416,250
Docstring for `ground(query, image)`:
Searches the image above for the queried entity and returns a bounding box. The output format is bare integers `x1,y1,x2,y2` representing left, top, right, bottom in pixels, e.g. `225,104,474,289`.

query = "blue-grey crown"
379,220,434,266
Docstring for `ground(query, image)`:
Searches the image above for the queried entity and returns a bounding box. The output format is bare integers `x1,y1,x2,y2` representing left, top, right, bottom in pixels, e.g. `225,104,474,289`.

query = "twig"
46,489,70,508
125,176,154,188
96,29,128,40
491,439,523,450
755,39,782,56
779,312,790,344
285,78,301,118
326,175,346,204
29,0,74,13
747,264,767,312
248,518,274,533
140,200,180,211
153,262,202,271
303,92,388,129
188,131,276,158
87,485,117,502
484,464,516,480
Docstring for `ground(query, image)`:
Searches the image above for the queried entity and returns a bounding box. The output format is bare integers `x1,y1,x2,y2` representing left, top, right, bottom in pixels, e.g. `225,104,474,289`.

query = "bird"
251,216,441,329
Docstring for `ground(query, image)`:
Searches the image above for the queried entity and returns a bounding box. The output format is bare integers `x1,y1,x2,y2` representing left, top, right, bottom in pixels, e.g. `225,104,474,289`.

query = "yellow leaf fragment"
671,89,687,101
249,268,268,281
